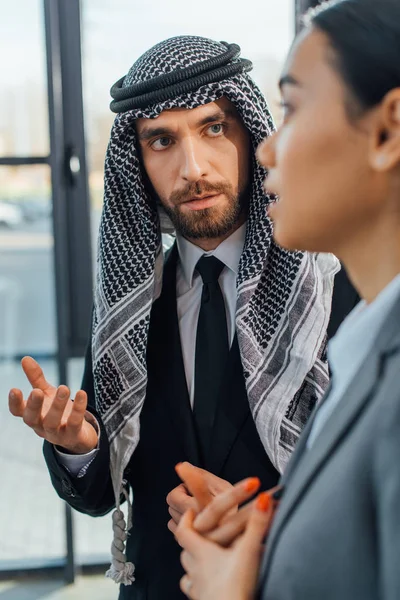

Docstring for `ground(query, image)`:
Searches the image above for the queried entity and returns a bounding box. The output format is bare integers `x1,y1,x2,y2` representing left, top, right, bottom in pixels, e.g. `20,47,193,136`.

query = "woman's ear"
370,89,400,172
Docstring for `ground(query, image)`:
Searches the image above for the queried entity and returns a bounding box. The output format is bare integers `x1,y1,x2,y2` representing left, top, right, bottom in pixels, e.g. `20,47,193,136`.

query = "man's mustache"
169,180,233,205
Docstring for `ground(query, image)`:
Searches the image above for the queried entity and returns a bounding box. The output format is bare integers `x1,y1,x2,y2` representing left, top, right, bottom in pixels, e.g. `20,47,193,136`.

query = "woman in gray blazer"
175,1,400,599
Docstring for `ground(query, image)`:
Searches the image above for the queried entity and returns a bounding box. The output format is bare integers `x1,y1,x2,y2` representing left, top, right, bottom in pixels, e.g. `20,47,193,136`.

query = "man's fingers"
21,356,52,393
8,388,25,417
166,483,195,513
168,506,183,524
66,389,88,430
193,477,260,533
23,388,45,427
167,519,177,534
175,462,213,510
42,385,70,432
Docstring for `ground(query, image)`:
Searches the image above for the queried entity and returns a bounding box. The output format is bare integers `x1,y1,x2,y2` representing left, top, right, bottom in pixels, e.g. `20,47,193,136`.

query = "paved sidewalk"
0,574,116,600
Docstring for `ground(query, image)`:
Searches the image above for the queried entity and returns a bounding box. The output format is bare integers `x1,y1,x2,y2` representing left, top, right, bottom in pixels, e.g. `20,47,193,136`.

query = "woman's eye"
151,137,171,150
207,123,224,136
279,101,294,121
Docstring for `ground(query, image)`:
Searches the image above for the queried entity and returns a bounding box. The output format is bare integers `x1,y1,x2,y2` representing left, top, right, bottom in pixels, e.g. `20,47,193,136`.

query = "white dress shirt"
176,223,246,406
57,223,246,474
307,272,400,449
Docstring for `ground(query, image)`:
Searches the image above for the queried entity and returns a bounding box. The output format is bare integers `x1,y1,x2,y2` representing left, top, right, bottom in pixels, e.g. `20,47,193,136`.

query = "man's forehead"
135,97,239,131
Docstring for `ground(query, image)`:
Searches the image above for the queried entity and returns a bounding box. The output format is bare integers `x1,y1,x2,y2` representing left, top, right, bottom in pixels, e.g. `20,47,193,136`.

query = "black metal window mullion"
43,0,93,584
0,157,49,166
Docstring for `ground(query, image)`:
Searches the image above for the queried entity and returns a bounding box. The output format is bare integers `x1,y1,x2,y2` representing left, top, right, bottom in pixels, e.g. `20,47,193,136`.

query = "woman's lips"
183,193,222,211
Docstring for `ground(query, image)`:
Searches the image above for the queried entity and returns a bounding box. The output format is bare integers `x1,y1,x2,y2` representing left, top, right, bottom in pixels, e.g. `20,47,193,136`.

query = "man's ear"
370,88,400,172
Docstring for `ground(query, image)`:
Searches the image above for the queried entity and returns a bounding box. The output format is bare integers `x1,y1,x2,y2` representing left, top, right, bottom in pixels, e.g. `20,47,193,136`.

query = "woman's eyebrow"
279,74,301,90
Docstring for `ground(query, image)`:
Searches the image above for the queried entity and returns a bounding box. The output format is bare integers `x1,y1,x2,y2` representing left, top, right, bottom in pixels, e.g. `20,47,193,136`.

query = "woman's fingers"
239,492,273,556
193,477,260,534
180,550,194,574
175,509,214,555
180,574,196,599
207,501,255,547
8,388,25,417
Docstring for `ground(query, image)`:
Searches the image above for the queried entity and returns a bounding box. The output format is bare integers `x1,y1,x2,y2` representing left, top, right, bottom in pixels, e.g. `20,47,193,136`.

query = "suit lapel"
260,295,400,588
151,244,201,466
206,336,252,475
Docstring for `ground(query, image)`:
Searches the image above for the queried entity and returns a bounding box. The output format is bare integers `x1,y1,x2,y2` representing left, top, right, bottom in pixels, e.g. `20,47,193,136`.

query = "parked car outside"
0,201,24,228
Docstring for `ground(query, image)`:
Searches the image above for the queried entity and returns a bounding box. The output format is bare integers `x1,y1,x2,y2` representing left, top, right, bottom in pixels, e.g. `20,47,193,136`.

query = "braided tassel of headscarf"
105,483,135,585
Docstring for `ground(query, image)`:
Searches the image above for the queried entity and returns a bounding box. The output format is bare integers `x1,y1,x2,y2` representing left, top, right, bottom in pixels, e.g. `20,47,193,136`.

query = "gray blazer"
259,291,400,600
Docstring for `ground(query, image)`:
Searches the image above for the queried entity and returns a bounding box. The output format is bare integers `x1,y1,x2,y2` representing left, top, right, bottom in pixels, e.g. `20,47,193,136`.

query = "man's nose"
179,138,208,182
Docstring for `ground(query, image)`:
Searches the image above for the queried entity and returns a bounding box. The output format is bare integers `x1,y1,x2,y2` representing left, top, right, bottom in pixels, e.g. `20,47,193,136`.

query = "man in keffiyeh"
9,35,358,600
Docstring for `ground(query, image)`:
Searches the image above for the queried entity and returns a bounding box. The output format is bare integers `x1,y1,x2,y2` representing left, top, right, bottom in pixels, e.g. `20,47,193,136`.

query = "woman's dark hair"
305,0,400,116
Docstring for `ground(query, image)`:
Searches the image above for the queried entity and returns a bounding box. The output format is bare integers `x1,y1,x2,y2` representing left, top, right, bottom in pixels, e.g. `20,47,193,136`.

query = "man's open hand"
8,356,98,454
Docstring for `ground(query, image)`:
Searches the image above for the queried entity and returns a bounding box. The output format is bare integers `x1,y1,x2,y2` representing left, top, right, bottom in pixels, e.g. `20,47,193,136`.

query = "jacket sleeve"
373,352,400,600
42,334,117,517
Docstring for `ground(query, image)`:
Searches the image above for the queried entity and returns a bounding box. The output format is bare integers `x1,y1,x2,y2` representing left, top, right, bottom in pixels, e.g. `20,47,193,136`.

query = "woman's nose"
256,134,277,169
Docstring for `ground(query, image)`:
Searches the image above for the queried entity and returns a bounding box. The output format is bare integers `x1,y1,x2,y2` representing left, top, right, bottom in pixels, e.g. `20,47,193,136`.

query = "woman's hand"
175,492,272,600
192,476,262,547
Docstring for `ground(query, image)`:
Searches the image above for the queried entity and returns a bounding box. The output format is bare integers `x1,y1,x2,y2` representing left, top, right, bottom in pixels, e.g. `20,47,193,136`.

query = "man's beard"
160,180,250,240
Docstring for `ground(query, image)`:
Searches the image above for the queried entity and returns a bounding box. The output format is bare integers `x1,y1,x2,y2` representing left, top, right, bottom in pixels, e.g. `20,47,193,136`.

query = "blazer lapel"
206,336,252,475
260,295,400,588
152,244,201,466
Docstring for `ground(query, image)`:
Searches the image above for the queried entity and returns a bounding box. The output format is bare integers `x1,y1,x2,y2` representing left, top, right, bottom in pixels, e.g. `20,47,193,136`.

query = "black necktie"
193,255,230,462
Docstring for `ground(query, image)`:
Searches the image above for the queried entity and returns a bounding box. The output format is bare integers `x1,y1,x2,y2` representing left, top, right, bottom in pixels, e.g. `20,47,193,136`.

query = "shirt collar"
328,272,400,384
176,222,247,288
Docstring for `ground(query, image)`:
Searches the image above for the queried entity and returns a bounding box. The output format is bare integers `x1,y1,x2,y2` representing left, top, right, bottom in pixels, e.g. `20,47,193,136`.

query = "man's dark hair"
306,0,400,117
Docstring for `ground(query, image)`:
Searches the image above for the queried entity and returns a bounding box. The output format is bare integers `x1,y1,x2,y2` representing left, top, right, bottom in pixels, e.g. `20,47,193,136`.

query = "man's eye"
207,123,224,136
151,137,171,150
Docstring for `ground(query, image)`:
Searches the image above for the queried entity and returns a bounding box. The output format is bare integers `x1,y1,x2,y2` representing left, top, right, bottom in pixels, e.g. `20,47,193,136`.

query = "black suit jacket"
43,252,358,600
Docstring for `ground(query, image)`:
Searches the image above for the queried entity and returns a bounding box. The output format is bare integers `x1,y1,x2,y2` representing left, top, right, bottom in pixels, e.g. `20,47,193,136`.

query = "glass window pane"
68,356,112,564
0,165,63,563
0,165,55,356
0,0,49,157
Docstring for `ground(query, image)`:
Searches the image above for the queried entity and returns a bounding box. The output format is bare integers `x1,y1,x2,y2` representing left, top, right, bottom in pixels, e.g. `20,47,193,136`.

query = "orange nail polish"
256,492,271,512
244,477,261,493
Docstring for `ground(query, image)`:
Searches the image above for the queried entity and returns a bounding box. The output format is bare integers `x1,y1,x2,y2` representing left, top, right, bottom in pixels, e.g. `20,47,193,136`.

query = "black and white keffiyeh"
92,35,339,584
